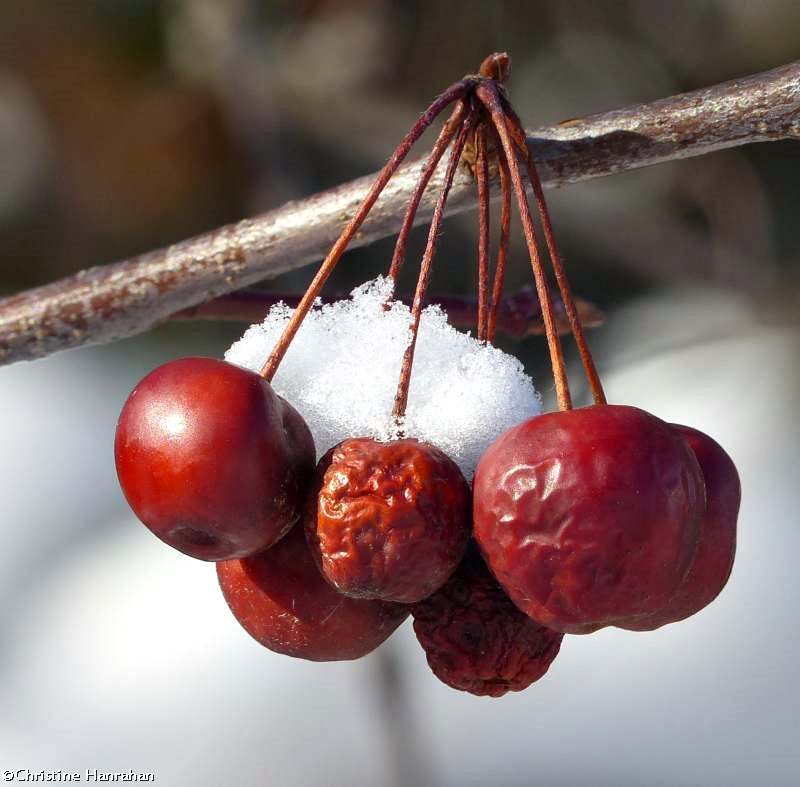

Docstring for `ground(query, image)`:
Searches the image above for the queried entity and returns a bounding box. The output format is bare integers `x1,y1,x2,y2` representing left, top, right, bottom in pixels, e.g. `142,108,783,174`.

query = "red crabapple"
217,525,408,661
115,357,315,561
412,547,563,697
621,424,740,630
473,405,705,634
305,437,471,604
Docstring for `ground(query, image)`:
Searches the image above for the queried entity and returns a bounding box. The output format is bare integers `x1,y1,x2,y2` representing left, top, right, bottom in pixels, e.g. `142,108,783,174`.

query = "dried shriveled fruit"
622,424,740,630
473,404,705,634
115,357,315,561
217,525,408,661
306,437,471,603
412,548,563,697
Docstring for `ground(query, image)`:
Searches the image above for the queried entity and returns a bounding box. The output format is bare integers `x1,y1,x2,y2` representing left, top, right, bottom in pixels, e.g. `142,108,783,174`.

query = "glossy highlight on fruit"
412,547,563,697
306,437,471,603
115,357,315,561
622,424,740,630
473,404,705,634
217,525,408,661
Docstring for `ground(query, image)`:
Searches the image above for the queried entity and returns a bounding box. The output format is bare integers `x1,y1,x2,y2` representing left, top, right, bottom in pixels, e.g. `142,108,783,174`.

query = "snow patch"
225,276,541,478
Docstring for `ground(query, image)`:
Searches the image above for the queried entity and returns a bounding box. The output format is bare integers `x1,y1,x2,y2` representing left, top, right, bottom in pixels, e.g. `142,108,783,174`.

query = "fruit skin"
115,357,315,561
473,404,705,634
217,525,408,661
412,546,563,697
621,424,740,630
305,437,471,604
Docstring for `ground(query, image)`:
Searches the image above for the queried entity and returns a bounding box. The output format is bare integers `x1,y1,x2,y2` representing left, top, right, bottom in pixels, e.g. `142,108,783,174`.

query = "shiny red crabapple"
473,404,705,634
217,525,408,661
412,546,563,697
115,356,315,561
621,424,740,630
305,437,471,604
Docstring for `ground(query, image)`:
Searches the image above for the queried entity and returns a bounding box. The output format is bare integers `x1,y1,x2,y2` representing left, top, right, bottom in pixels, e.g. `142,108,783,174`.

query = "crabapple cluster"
114,354,474,662
114,348,739,693
114,52,740,697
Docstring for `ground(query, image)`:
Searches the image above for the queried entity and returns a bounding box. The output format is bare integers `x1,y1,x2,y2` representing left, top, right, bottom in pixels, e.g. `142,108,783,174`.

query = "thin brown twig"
386,101,467,283
0,61,798,367
393,108,478,421
477,82,572,411
486,126,512,344
475,125,491,341
503,104,607,405
259,79,472,381
172,286,604,339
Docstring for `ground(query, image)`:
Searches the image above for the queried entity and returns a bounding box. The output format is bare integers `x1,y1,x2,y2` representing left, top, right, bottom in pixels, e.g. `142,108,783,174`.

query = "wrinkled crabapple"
115,357,315,561
412,546,563,697
217,525,408,661
621,424,740,630
473,404,705,634
305,437,471,604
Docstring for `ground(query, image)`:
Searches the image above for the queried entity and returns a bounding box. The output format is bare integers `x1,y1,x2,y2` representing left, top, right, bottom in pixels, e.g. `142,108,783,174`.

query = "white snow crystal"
225,276,541,478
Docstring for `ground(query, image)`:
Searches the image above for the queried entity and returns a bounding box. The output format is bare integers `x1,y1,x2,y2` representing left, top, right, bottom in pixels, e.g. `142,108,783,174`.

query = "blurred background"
1,2,798,785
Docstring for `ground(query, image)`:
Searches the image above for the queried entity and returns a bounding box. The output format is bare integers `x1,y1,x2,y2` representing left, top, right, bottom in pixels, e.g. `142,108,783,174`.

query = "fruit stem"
475,125,491,342
486,125,511,344
259,78,474,382
392,104,478,422
477,82,572,411
387,100,468,284
503,105,607,405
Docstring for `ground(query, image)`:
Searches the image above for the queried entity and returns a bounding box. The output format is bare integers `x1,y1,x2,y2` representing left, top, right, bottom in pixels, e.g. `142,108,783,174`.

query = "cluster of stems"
259,53,606,419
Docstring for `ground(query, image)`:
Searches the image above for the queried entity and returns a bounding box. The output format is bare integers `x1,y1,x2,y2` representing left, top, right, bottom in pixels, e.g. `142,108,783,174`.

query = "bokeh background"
1,2,799,785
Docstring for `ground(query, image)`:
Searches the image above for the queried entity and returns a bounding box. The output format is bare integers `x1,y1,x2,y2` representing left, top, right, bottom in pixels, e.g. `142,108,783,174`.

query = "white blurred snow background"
0,287,798,787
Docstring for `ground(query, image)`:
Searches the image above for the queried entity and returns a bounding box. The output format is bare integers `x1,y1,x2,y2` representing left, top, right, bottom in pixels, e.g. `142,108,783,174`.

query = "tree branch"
172,287,604,340
1,61,798,366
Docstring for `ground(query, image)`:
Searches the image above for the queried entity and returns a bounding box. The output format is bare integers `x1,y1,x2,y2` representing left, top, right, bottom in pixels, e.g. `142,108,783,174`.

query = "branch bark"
1,61,798,366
